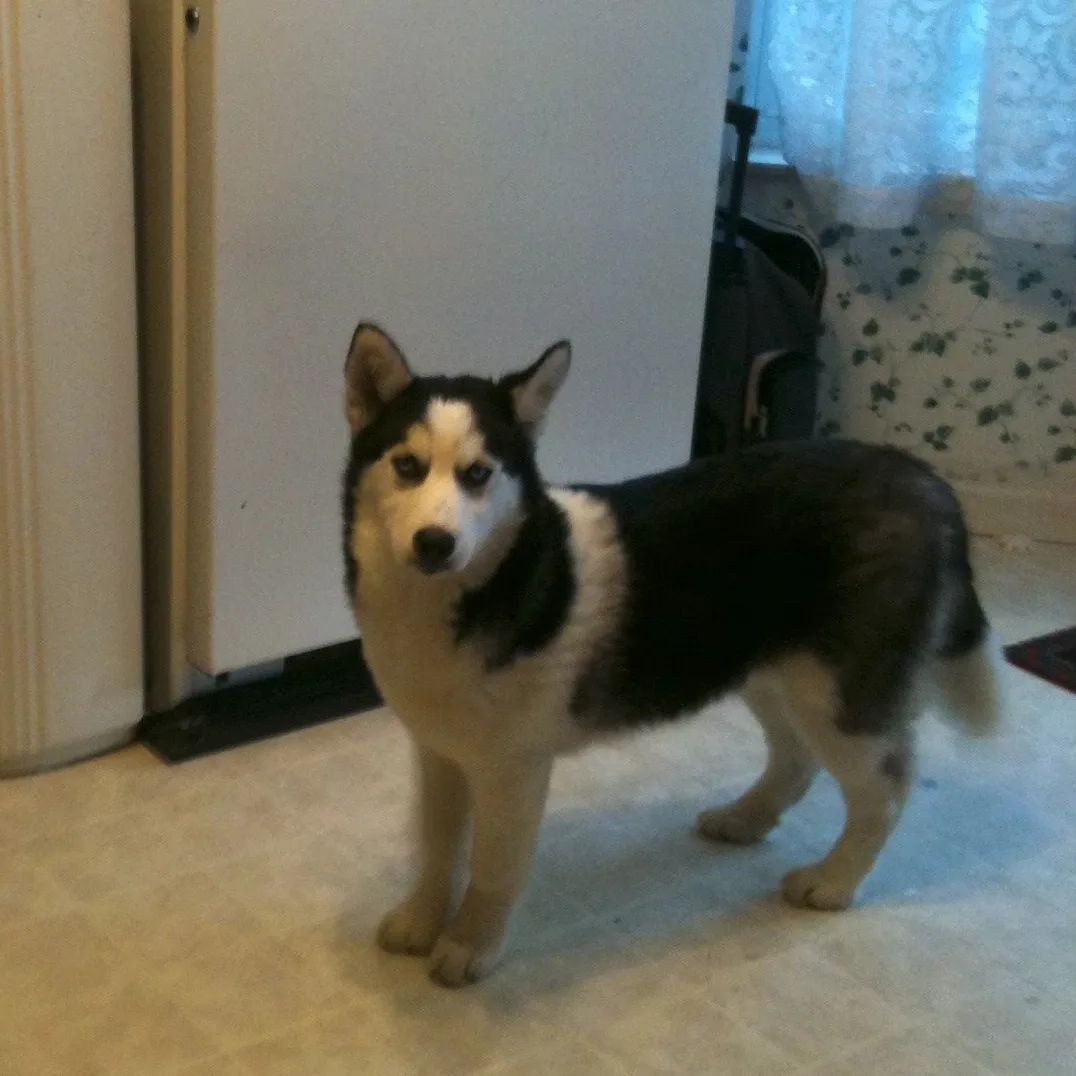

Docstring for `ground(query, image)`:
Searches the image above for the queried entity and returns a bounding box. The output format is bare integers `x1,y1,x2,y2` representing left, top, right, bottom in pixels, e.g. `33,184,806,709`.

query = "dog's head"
342,323,570,583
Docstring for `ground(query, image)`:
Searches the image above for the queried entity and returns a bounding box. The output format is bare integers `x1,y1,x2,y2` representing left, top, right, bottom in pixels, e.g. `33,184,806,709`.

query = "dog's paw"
697,804,775,845
428,934,502,988
781,865,856,911
377,899,446,957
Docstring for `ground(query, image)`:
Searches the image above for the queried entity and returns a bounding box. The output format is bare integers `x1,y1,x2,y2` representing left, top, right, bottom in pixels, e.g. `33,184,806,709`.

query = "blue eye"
392,454,425,482
459,462,492,490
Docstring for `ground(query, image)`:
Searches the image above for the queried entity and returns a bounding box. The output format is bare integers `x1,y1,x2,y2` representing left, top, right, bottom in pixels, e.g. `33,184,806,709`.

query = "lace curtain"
767,0,1076,245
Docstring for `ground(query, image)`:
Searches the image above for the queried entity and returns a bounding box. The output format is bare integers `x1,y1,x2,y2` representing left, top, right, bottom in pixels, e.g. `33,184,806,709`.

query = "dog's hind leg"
776,654,913,911
698,673,818,845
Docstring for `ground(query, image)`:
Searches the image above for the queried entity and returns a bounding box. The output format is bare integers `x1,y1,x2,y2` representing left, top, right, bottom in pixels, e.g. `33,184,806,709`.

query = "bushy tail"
931,580,1002,737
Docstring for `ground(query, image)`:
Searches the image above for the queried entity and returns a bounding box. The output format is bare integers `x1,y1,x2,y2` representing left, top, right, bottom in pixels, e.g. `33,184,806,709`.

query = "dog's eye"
459,462,493,490
392,454,425,482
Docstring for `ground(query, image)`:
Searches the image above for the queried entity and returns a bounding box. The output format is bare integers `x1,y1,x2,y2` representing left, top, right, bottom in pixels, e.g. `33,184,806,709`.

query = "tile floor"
2,539,1075,1075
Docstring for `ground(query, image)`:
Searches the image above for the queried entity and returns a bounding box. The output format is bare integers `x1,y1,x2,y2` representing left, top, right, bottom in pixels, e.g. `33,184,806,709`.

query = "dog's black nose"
413,527,456,573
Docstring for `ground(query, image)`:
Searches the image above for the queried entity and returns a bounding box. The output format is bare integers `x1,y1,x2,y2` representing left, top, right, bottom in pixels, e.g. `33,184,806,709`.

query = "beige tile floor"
2,538,1075,1075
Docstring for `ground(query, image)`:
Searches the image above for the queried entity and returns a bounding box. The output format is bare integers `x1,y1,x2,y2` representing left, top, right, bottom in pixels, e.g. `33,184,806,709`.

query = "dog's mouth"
414,557,454,576
412,549,460,576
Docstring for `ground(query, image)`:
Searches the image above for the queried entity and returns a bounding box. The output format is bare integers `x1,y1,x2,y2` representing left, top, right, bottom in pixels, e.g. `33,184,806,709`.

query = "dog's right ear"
344,323,413,434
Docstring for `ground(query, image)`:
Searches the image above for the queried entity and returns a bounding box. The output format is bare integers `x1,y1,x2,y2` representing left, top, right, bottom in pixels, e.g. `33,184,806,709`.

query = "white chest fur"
354,489,626,766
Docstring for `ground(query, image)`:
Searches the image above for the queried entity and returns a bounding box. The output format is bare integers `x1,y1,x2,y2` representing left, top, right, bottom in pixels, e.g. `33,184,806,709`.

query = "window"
742,0,784,165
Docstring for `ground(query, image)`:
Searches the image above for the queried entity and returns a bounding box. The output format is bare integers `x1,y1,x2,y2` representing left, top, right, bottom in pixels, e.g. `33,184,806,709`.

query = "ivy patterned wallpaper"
744,173,1076,485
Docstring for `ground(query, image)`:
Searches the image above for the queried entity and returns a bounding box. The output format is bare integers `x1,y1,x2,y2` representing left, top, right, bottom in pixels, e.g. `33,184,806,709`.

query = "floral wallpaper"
744,173,1076,483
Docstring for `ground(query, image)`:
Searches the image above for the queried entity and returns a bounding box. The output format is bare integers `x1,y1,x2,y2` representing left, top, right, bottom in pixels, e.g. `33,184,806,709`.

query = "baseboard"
140,638,382,763
954,479,1076,545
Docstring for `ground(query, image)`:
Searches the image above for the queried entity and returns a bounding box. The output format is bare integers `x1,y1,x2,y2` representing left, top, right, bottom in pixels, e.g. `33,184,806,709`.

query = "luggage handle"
722,101,759,252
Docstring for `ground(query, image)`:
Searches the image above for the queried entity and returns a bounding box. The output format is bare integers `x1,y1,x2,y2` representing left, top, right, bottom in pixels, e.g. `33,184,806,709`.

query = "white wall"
176,1,731,675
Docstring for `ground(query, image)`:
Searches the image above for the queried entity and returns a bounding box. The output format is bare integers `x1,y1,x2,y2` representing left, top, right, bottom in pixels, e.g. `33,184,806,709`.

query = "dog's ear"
344,323,413,433
500,340,571,436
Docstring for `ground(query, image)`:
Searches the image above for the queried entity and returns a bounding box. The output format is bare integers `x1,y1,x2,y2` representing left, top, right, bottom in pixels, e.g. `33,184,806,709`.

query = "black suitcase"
691,102,826,457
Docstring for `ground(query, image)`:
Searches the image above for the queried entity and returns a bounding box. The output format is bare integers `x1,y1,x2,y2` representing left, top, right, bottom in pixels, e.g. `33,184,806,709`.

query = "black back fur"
575,441,985,735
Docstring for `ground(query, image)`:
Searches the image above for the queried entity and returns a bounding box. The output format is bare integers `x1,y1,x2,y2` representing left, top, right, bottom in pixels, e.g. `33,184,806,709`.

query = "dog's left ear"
344,323,413,434
500,340,571,435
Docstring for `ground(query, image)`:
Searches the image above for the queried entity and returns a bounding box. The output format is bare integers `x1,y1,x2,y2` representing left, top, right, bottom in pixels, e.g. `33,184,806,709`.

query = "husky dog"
341,323,999,987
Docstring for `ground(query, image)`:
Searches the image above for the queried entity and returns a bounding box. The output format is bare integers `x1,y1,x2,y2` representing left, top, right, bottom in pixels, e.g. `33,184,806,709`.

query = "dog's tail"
929,571,1002,738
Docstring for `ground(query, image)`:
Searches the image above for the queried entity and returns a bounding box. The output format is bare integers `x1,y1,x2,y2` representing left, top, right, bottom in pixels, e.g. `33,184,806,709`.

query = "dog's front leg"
378,745,468,956
429,752,553,987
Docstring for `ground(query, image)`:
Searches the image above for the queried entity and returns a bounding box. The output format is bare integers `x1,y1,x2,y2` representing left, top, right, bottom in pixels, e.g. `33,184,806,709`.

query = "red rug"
1005,627,1076,695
